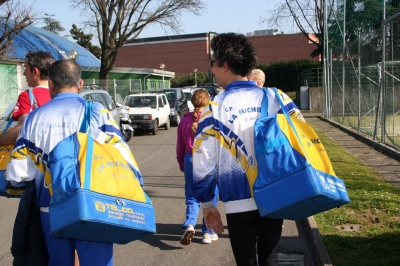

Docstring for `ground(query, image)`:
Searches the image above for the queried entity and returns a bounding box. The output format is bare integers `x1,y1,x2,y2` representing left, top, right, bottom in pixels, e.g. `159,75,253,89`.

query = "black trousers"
226,210,283,266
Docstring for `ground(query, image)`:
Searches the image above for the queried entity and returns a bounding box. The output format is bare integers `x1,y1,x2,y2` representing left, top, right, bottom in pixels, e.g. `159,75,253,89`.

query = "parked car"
1,88,121,138
202,86,218,98
163,88,189,126
80,87,120,126
124,92,170,135
182,87,194,112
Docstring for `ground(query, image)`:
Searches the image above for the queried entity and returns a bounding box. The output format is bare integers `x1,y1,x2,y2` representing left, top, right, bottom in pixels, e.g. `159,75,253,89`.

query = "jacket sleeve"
176,122,186,171
277,89,305,122
192,104,218,203
5,130,36,186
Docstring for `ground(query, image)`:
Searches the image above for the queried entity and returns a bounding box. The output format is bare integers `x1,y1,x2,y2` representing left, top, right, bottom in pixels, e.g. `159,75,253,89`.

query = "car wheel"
164,117,170,130
151,120,159,135
122,128,132,142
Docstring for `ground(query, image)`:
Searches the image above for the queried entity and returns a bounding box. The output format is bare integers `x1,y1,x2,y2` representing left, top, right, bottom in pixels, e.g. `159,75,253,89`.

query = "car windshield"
204,87,217,97
183,92,192,101
164,91,176,105
126,96,157,108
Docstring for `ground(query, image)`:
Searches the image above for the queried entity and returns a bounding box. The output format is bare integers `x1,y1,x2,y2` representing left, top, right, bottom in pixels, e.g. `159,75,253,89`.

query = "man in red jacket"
0,51,54,145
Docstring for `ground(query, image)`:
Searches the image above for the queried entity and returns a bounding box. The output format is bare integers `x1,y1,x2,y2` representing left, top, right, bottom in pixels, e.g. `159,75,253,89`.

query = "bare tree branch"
0,0,37,59
261,0,323,58
69,0,205,82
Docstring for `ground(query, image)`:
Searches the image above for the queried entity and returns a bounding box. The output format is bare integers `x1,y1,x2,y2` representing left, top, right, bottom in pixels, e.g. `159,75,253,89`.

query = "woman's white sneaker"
180,224,195,245
202,233,218,244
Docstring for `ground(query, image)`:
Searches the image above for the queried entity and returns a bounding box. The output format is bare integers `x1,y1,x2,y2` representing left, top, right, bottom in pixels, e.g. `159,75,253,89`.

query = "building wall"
0,62,26,115
116,38,210,75
115,33,319,75
250,33,318,64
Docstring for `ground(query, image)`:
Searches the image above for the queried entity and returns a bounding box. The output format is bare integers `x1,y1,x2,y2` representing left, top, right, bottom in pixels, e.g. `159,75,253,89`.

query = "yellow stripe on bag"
77,133,147,203
277,115,336,176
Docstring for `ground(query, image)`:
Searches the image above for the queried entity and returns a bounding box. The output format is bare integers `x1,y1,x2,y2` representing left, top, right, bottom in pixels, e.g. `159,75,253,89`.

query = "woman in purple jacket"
176,89,219,245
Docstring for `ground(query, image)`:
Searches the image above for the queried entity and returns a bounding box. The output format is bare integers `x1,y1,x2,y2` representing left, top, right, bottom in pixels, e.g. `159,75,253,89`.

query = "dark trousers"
226,210,283,266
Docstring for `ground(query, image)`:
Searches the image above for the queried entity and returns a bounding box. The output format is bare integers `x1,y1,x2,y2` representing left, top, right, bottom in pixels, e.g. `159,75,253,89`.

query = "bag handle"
272,88,311,164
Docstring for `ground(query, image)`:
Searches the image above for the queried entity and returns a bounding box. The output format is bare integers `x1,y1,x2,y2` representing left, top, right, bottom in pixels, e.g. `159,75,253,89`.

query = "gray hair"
48,59,81,90
249,69,265,86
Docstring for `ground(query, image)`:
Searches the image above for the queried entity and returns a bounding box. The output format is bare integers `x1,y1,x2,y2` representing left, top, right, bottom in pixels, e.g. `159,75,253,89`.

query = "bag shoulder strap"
3,89,37,134
28,89,38,111
79,101,93,133
273,88,311,163
2,118,14,134
260,88,269,117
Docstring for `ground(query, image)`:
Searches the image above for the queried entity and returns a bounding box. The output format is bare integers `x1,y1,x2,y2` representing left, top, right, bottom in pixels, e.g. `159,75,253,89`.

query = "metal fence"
298,68,323,87
83,79,143,100
323,0,400,149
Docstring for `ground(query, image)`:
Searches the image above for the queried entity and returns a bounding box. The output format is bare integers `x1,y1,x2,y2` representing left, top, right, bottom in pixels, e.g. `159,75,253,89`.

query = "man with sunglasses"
192,33,302,266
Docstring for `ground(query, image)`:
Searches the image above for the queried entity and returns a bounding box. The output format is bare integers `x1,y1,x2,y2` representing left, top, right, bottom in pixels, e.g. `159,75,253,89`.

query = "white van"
124,92,170,135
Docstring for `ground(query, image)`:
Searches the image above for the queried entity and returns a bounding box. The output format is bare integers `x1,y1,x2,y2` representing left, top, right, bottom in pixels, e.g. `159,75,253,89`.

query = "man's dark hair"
211,33,257,77
25,51,55,80
49,59,81,89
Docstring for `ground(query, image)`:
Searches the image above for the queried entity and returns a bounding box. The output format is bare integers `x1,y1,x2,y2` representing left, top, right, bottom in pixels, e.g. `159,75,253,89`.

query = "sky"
29,0,299,40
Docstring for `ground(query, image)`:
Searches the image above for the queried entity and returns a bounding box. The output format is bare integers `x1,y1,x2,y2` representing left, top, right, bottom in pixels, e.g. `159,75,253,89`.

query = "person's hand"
203,206,224,234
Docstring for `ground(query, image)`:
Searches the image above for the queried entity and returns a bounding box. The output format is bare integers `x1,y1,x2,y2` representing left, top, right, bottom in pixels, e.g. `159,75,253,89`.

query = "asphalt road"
0,126,316,266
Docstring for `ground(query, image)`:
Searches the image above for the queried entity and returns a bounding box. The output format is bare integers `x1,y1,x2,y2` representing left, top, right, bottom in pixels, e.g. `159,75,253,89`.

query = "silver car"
1,88,120,133
80,87,120,126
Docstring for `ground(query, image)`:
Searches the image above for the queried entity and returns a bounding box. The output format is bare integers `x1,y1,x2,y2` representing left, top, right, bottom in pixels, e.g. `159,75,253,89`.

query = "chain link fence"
82,79,143,100
323,0,400,149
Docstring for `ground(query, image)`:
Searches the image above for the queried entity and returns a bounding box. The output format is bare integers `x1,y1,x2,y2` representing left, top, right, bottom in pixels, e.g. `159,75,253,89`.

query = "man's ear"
33,67,40,77
222,61,229,72
48,79,56,99
77,79,84,93
48,79,54,89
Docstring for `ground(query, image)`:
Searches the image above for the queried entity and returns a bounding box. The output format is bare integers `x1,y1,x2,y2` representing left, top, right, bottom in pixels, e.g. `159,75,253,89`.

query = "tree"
0,0,36,58
69,0,205,88
171,71,209,87
327,0,400,60
256,59,322,92
41,16,65,35
263,0,323,58
69,24,102,58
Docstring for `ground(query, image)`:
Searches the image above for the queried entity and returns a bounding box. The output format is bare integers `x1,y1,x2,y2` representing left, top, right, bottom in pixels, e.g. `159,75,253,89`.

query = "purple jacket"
176,111,198,171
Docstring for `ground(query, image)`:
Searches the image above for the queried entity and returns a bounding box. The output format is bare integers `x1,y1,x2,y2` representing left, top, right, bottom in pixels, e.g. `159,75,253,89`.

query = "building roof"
1,21,100,68
124,32,215,46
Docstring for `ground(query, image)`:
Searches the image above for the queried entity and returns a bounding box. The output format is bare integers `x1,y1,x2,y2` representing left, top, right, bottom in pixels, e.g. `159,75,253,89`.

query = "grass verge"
313,128,400,266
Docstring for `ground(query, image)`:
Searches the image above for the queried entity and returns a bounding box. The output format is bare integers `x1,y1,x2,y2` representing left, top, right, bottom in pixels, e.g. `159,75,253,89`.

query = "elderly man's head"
248,69,265,87
48,59,83,98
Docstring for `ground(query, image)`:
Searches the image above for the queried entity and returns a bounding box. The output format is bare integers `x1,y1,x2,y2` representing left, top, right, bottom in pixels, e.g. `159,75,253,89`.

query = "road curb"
304,216,333,266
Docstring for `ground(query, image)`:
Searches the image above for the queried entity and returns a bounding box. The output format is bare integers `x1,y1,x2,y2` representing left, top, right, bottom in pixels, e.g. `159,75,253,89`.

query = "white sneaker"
202,233,218,244
180,224,195,245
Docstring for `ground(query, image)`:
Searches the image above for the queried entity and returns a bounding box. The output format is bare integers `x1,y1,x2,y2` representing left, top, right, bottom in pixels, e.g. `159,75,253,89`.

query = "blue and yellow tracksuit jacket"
5,92,139,208
192,81,303,214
